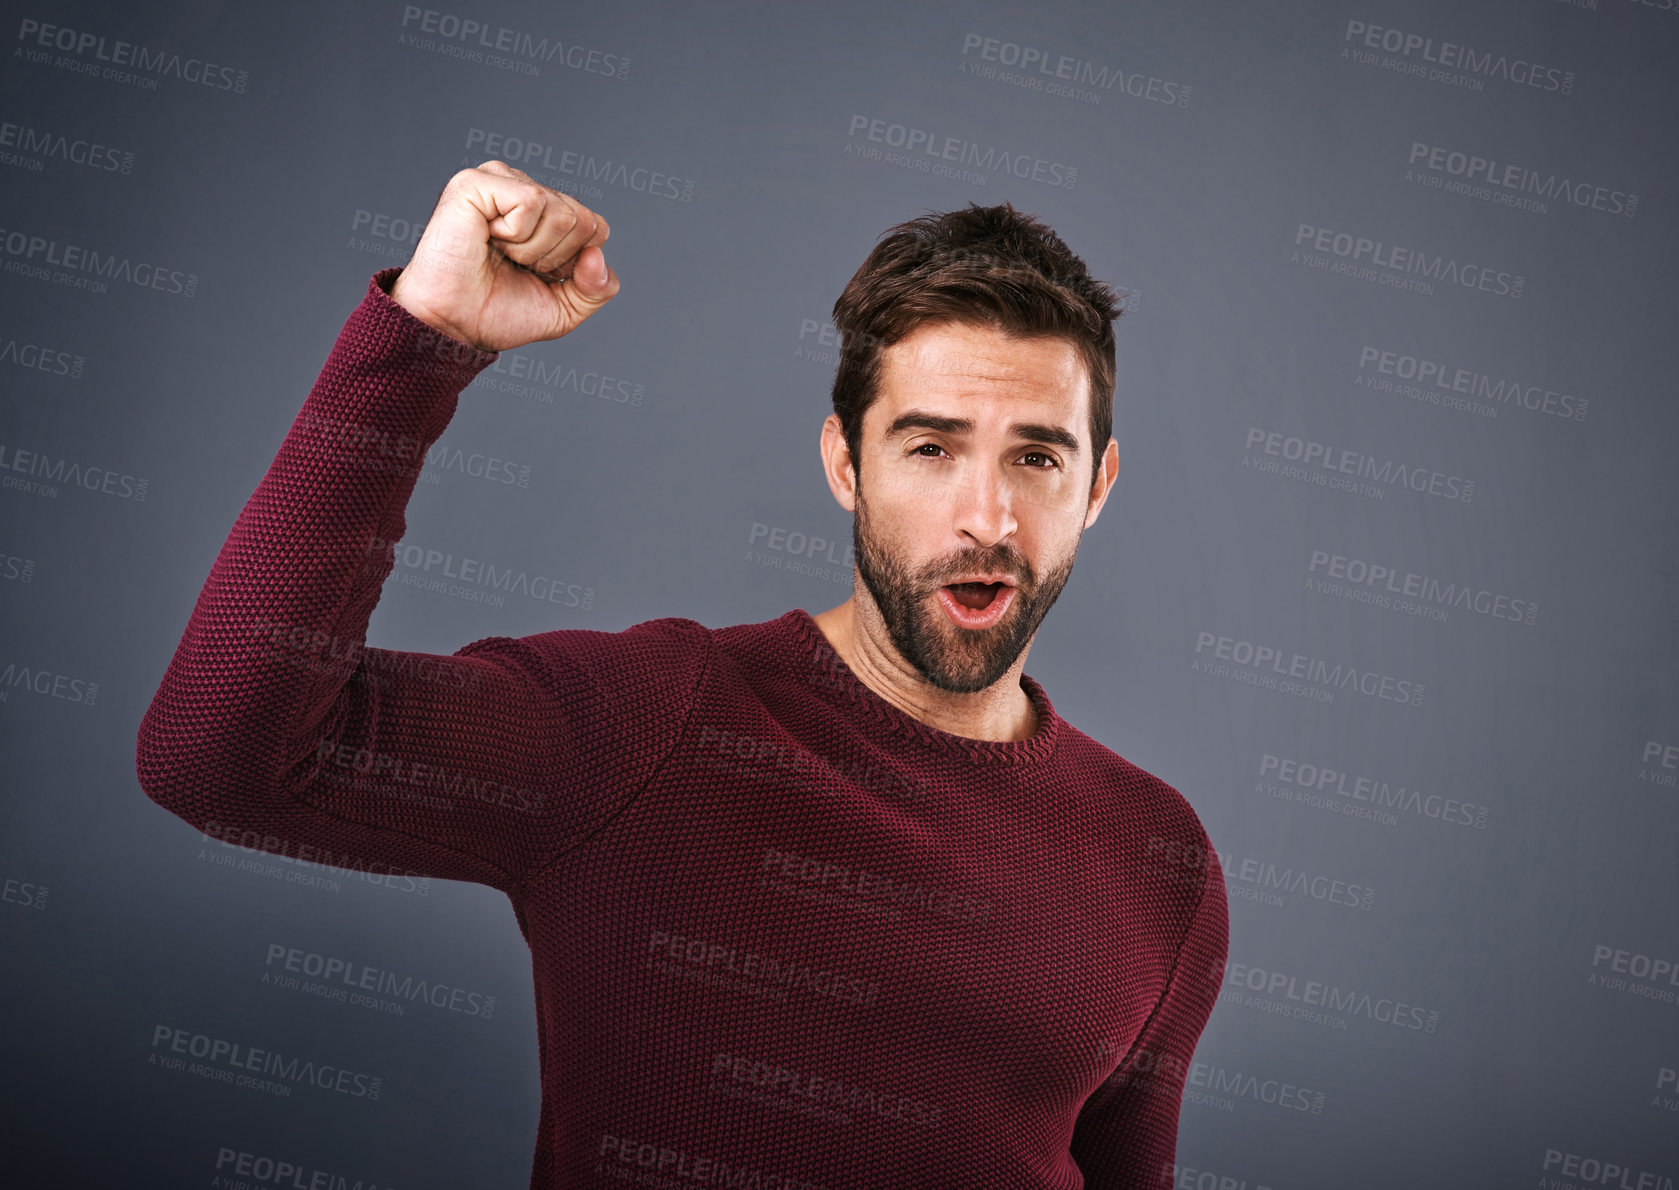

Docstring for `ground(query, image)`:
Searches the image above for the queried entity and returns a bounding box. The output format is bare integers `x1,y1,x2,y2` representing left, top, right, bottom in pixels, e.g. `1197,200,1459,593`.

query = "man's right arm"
133,166,696,894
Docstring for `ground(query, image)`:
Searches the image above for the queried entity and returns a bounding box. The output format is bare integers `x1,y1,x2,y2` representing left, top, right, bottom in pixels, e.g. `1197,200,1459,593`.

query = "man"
138,160,1228,1189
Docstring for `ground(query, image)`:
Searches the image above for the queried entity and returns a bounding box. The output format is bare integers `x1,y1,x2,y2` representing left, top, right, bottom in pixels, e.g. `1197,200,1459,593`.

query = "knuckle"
512,183,546,216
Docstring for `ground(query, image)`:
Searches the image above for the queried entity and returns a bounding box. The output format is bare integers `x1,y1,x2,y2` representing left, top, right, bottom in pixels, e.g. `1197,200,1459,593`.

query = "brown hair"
830,201,1123,491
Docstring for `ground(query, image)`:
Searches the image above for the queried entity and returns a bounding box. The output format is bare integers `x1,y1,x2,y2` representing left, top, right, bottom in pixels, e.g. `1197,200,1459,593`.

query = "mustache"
927,561,1031,588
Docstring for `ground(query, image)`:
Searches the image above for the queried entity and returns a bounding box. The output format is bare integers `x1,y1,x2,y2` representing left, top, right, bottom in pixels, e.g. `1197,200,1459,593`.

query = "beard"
851,477,1080,694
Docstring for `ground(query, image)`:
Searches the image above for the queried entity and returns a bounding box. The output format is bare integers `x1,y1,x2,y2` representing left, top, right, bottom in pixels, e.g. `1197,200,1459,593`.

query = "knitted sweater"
136,268,1229,1190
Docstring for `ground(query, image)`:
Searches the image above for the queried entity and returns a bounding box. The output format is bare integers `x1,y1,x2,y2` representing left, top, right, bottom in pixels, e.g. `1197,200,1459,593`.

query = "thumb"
566,245,616,305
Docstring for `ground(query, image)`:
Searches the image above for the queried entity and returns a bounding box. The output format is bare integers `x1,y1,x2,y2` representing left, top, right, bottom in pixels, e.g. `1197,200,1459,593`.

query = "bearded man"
138,160,1228,1189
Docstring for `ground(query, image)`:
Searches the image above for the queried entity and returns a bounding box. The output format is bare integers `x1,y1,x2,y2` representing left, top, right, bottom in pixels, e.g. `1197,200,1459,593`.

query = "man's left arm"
1069,857,1230,1188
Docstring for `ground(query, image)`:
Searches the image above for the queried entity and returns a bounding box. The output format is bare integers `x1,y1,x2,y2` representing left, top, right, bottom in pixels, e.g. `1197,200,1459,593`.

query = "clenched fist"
390,160,621,352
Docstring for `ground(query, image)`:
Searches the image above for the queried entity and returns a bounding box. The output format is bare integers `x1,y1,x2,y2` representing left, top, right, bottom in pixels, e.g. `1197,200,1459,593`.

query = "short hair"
830,201,1123,491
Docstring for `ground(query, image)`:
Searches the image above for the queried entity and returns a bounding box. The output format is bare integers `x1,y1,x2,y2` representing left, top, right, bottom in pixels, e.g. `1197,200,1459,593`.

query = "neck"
808,595,1040,743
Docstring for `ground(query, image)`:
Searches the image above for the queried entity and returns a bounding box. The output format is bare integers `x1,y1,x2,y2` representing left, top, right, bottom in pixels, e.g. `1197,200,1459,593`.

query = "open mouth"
943,581,1007,610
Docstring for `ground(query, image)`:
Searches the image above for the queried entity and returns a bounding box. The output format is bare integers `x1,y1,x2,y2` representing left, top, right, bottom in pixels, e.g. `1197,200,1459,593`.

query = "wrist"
387,269,479,350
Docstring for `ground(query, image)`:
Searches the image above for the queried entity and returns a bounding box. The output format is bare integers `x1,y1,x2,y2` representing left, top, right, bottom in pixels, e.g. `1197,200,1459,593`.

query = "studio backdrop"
2,0,1676,1187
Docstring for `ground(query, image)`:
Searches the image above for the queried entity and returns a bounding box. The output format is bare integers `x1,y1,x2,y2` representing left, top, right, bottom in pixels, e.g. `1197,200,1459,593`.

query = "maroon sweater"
136,268,1228,1190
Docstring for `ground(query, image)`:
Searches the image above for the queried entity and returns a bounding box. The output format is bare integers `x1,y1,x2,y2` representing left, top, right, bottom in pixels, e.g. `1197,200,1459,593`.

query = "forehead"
873,320,1086,419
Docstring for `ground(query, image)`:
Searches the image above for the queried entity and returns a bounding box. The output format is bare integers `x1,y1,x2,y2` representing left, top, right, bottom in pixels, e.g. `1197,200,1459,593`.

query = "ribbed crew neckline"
781,607,1062,768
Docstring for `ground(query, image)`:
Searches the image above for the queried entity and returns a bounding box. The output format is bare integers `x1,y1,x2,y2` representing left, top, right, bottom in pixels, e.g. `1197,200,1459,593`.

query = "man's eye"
1022,452,1059,469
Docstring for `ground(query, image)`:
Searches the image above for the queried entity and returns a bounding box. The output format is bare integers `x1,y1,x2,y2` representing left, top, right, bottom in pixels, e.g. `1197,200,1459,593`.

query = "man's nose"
950,466,1020,548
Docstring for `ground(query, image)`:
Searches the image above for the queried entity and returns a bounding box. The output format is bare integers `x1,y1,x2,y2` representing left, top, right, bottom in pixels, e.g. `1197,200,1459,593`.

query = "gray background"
2,0,1676,1186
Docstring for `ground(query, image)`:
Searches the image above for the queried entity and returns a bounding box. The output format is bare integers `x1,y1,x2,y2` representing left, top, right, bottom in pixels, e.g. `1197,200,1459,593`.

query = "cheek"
874,464,958,508
1022,524,1083,576
871,483,948,541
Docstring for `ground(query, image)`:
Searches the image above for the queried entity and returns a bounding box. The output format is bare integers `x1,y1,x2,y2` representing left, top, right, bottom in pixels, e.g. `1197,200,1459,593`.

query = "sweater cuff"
360,266,501,385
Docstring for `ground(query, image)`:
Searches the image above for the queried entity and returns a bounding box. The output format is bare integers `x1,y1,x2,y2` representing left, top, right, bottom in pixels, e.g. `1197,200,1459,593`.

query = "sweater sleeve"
1068,855,1229,1188
135,268,708,894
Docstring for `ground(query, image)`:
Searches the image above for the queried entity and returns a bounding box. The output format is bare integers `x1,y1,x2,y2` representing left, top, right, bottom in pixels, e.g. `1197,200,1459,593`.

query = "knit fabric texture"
136,267,1229,1190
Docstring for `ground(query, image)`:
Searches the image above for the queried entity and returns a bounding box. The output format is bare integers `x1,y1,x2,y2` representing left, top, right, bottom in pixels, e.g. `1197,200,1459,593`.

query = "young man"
137,161,1228,1189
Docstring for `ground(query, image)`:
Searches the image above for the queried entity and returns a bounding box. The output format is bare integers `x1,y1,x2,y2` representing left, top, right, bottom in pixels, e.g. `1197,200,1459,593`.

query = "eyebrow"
882,409,1082,454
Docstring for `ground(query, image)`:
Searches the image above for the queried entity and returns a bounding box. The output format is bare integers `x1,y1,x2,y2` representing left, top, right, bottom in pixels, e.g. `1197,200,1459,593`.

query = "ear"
1082,437,1119,530
820,414,859,513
